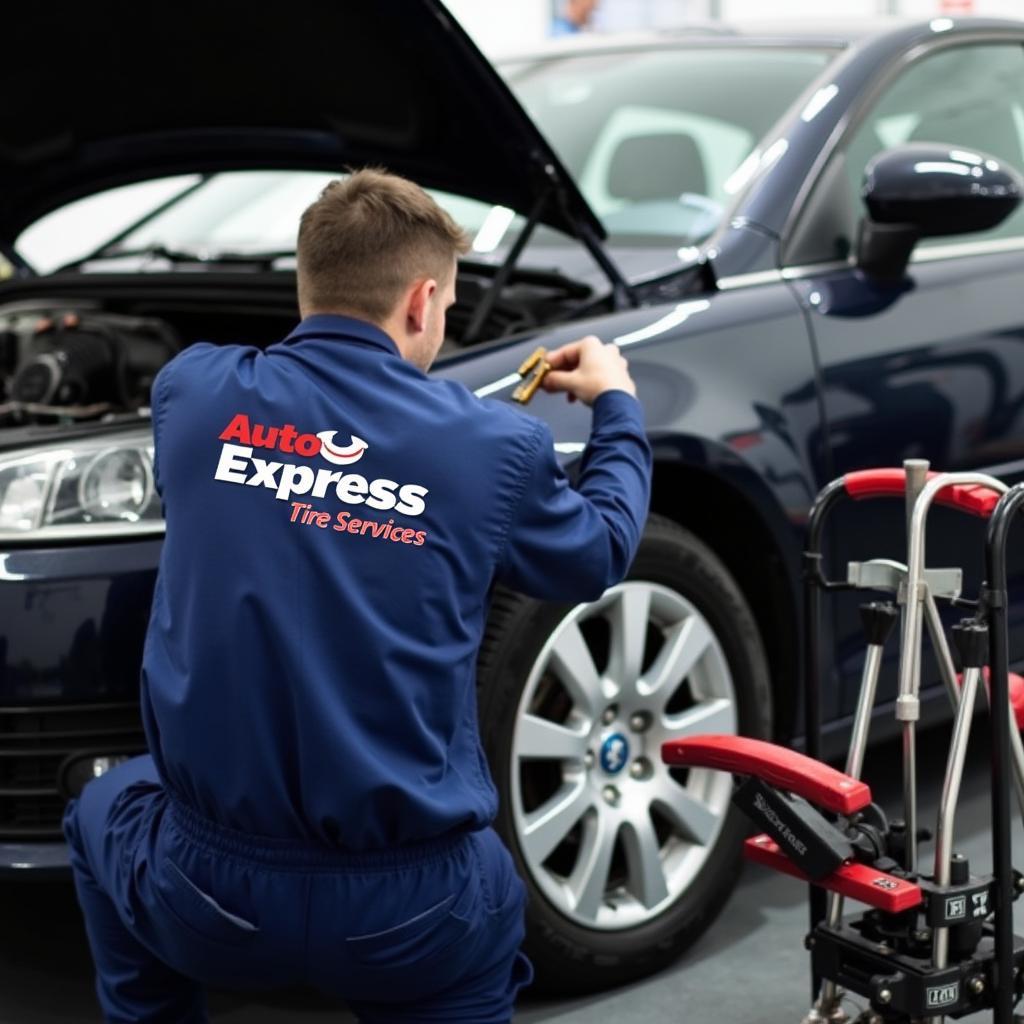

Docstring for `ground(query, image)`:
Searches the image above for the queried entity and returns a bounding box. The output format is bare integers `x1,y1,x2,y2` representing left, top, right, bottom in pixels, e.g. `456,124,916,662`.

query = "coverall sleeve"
149,360,175,498
497,389,652,601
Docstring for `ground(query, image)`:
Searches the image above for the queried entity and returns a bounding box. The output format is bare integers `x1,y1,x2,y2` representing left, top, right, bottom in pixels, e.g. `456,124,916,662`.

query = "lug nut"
584,751,594,769
968,976,985,995
877,989,892,1005
602,706,617,725
602,785,619,806
629,758,650,780
629,712,650,732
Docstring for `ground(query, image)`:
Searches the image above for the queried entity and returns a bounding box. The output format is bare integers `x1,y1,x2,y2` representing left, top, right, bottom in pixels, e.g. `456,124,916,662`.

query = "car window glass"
14,176,200,274
791,43,1024,265
508,48,831,246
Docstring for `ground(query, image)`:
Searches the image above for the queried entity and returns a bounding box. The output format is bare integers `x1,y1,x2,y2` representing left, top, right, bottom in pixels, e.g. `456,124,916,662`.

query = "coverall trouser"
63,756,533,1023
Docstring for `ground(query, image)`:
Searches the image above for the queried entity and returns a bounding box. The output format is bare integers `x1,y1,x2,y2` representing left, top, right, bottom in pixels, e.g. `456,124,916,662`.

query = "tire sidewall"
479,517,773,991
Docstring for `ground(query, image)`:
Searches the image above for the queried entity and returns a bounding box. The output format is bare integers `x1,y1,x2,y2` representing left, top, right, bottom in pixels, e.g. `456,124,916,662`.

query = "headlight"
0,428,163,541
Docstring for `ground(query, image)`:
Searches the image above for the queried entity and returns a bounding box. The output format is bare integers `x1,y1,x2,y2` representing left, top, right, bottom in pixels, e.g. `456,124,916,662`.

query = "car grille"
0,703,146,841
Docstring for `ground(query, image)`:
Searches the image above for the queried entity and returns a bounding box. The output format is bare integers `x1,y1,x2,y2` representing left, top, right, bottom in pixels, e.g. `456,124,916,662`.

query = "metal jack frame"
663,460,1024,1023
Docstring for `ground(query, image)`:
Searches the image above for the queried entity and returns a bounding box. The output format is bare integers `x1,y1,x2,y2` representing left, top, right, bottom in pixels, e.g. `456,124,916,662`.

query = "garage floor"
3,725,1022,1023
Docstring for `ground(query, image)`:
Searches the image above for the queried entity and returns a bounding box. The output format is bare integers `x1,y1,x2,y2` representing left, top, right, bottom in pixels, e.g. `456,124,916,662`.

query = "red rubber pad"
661,736,871,816
844,469,1001,518
956,670,1024,730
745,834,923,914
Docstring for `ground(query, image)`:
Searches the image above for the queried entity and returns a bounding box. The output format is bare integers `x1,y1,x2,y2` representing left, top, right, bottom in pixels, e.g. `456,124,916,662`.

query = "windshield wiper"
55,246,294,273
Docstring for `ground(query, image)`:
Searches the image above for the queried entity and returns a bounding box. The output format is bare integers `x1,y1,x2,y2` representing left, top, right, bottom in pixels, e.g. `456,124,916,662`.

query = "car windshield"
16,45,833,271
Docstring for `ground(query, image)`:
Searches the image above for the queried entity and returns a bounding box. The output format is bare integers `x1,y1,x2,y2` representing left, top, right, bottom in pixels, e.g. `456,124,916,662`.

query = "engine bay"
0,262,604,429
0,307,180,425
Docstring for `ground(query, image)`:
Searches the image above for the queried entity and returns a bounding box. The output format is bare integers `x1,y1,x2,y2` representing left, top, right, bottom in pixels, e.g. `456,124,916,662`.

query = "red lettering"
219,413,252,444
333,511,351,532
347,517,363,534
413,531,426,546
278,423,298,453
295,433,321,457
314,512,330,528
290,501,309,522
251,424,280,448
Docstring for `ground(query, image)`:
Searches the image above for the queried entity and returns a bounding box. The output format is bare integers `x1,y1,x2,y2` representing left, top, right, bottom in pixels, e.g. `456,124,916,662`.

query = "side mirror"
855,142,1023,280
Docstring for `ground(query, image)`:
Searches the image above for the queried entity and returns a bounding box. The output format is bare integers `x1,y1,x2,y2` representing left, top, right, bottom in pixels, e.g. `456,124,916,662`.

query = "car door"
781,39,1024,715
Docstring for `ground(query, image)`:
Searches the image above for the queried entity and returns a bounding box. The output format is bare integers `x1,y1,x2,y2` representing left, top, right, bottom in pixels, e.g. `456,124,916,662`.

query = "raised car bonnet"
0,1,603,247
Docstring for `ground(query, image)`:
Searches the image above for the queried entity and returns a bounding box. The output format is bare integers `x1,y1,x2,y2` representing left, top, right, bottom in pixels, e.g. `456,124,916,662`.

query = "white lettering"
213,446,427,514
246,458,283,488
365,478,399,511
311,468,344,498
395,484,429,517
214,443,253,484
335,473,369,505
275,464,315,501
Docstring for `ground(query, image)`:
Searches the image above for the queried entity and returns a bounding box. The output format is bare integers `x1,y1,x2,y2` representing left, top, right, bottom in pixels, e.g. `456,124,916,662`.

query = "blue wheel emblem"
600,733,629,775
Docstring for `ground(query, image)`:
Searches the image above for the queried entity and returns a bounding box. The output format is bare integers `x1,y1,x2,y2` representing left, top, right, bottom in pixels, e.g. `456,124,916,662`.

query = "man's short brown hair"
296,169,470,323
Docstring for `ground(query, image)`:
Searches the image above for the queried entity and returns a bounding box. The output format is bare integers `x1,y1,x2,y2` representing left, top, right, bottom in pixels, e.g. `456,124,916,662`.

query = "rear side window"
787,43,1024,266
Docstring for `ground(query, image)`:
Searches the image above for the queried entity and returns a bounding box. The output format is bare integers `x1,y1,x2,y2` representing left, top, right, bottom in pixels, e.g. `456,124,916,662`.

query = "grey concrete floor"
2,726,1021,1023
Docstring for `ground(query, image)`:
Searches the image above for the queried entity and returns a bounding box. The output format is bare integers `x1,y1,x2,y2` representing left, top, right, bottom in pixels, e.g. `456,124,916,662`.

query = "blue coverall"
64,314,652,1022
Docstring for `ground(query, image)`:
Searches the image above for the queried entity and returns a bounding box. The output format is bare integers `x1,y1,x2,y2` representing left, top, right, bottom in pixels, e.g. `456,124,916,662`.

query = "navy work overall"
64,315,652,1022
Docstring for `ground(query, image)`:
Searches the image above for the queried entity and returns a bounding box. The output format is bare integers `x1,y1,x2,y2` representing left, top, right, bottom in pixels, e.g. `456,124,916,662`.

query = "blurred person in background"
550,0,598,36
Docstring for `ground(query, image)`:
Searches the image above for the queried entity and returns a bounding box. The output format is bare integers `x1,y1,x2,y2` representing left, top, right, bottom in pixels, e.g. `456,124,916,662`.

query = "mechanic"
63,169,652,1023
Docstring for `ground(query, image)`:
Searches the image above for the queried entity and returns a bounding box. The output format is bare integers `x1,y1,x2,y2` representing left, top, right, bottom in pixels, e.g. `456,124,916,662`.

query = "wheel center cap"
599,732,630,775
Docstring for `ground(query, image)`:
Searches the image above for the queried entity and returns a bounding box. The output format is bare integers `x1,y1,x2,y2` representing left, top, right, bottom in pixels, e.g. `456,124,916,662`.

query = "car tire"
478,514,773,994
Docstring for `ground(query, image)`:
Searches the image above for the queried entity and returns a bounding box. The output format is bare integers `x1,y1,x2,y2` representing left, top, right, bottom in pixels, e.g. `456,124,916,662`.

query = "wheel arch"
648,452,804,743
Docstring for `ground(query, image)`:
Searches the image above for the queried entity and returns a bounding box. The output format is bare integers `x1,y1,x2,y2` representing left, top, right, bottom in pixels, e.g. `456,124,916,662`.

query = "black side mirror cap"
856,143,1023,280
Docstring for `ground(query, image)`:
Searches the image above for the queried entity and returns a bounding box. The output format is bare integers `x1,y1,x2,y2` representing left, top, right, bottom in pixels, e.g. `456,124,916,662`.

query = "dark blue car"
2,3,1024,994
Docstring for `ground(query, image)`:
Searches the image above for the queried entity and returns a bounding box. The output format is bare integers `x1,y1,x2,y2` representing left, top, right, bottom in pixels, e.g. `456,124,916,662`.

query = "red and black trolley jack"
663,462,1024,1023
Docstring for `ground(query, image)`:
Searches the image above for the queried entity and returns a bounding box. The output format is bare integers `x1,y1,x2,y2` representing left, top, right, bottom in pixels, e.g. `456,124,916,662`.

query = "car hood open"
1,1,603,253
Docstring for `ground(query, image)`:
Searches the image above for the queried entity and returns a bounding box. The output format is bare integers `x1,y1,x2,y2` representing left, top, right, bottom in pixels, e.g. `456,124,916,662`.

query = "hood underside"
1,1,603,246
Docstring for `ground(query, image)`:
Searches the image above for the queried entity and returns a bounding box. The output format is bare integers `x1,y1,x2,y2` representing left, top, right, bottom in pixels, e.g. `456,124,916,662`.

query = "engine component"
6,311,179,419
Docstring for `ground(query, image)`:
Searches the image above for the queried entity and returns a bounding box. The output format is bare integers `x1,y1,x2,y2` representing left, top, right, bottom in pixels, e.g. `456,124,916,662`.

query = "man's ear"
406,278,437,335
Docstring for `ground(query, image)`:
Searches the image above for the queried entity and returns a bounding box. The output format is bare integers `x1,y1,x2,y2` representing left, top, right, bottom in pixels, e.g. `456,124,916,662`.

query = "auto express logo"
213,413,431,547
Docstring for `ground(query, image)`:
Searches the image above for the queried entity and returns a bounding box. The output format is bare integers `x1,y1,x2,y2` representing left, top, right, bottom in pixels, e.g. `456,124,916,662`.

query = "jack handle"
661,735,871,816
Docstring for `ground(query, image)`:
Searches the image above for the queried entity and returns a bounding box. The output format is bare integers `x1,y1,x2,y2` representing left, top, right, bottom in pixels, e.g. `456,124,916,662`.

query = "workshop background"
446,0,1024,56
7,0,1024,1021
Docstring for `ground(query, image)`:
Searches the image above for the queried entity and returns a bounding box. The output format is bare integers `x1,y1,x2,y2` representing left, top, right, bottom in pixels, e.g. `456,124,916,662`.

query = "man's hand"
540,335,637,406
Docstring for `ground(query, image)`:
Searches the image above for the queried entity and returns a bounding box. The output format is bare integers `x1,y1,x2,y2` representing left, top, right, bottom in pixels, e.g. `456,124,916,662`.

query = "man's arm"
496,337,652,602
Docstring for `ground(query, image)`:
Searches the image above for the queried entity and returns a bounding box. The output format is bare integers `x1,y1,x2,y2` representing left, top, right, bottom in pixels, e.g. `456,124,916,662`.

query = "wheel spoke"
568,810,618,921
608,586,651,686
549,621,603,717
521,780,592,864
662,698,736,740
516,713,589,761
650,774,720,847
642,614,713,702
622,814,669,909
